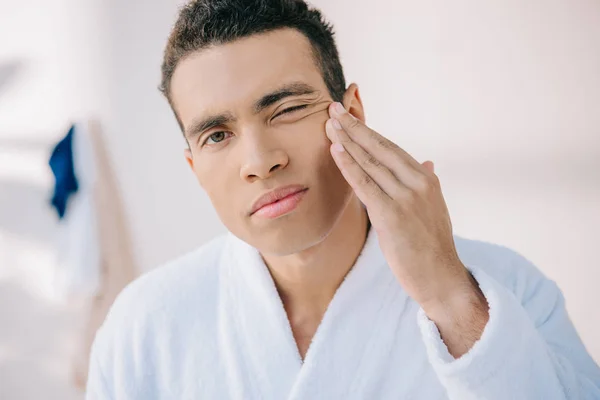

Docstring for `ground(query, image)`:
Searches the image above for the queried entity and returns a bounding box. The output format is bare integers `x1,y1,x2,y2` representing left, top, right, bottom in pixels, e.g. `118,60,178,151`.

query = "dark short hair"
159,0,347,132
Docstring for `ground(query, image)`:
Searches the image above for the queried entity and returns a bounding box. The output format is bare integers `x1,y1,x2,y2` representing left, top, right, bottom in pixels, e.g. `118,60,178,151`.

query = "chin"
237,209,338,257
256,200,357,256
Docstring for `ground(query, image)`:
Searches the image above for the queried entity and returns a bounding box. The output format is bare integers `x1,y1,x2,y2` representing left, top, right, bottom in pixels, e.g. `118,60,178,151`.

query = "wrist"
421,268,488,323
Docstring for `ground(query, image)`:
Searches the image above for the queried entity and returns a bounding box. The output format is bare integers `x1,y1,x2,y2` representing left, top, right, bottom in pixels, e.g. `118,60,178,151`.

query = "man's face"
170,28,357,255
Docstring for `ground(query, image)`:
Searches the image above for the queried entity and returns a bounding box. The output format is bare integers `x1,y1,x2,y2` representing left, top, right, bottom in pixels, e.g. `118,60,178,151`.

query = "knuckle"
430,173,441,188
358,173,373,188
375,136,397,151
416,174,437,193
367,183,382,199
362,154,381,169
338,135,352,145
415,176,430,192
401,188,419,205
345,115,361,129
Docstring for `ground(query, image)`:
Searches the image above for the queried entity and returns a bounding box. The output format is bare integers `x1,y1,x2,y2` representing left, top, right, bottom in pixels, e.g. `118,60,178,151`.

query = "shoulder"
87,234,233,394
452,234,559,304
99,233,229,335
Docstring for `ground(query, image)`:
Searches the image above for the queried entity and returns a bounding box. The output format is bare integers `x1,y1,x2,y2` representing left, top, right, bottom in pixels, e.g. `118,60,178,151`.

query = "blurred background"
0,0,599,398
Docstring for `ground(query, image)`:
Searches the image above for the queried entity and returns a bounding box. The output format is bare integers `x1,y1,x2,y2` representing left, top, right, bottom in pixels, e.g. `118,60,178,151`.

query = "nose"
239,135,289,182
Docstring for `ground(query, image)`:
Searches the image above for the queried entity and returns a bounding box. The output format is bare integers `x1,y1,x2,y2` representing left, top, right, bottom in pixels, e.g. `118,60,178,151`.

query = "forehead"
170,28,326,124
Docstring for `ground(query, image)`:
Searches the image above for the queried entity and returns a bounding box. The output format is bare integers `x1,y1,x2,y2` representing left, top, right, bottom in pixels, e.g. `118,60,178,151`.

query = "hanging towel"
85,227,600,399
49,125,79,218
49,123,101,300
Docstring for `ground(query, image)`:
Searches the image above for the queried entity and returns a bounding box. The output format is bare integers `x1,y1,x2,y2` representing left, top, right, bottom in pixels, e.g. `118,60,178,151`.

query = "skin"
170,27,488,360
325,104,489,358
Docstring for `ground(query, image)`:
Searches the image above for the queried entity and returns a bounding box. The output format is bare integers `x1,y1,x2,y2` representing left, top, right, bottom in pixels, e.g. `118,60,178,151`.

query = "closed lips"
250,185,307,215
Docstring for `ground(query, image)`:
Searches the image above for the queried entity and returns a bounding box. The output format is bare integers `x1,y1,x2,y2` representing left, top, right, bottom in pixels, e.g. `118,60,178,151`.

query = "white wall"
100,0,224,272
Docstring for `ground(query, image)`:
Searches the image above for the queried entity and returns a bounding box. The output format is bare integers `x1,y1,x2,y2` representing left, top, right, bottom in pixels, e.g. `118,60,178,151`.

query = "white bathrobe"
86,228,600,399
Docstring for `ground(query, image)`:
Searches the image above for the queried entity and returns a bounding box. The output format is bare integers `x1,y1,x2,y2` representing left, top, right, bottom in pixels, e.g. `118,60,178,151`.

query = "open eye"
274,104,309,118
203,131,232,145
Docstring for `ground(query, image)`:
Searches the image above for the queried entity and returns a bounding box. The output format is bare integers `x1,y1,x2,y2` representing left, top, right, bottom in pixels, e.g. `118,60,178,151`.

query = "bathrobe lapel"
287,228,408,399
218,233,303,400
220,227,408,399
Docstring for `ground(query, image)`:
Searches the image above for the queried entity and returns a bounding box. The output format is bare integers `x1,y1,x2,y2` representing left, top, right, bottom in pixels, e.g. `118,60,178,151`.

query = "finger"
328,102,429,188
326,119,409,199
422,161,434,174
328,102,422,170
327,138,390,209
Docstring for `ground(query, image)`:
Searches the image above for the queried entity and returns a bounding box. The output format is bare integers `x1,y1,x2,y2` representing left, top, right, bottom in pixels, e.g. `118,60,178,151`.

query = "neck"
261,194,370,316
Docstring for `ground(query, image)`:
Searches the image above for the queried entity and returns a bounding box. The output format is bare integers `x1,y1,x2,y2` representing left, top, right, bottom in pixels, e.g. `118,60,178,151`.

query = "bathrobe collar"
218,225,407,399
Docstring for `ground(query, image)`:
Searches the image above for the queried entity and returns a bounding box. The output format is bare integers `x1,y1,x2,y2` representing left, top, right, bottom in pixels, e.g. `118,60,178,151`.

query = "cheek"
305,129,338,172
287,125,344,193
296,123,347,183
287,118,333,164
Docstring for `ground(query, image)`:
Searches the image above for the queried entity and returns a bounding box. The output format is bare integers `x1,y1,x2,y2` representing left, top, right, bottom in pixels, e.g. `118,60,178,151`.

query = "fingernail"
334,102,346,115
332,143,345,153
332,118,342,130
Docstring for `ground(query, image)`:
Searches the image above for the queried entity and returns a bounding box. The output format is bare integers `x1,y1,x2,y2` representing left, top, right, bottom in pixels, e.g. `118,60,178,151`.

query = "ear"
342,83,366,123
184,148,207,188
184,148,194,170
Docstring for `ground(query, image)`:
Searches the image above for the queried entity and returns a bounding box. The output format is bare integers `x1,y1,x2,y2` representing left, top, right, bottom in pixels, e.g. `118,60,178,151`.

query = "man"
86,0,600,398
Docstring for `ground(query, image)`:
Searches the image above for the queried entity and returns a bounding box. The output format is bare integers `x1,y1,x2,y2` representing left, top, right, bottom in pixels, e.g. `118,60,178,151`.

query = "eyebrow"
185,81,318,140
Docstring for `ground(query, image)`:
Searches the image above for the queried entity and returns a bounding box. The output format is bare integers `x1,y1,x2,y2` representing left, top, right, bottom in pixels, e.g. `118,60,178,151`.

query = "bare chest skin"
287,311,324,361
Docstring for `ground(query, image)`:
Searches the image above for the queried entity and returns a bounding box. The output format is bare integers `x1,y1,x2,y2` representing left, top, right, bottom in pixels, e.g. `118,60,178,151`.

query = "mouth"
250,186,308,219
